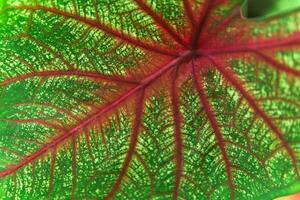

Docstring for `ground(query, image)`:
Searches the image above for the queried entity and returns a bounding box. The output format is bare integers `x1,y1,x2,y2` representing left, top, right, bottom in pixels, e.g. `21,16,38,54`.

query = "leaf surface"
0,0,300,199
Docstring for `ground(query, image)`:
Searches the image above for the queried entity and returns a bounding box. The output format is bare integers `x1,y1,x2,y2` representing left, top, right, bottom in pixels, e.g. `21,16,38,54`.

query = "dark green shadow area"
246,0,276,18
242,0,300,19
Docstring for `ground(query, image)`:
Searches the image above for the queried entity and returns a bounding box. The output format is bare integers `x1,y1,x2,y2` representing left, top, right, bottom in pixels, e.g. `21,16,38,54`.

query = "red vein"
134,152,154,198
190,0,214,48
0,135,42,146
183,0,196,27
253,51,300,77
202,34,300,55
0,70,139,86
0,50,35,71
6,5,178,57
84,131,96,169
201,6,241,46
210,6,240,35
71,137,77,199
170,67,183,200
205,55,300,177
133,0,188,47
0,51,191,179
192,61,235,199
14,102,81,122
257,97,300,109
99,127,109,156
0,118,64,131
23,34,75,70
48,149,57,198
0,146,23,157
104,90,145,200
201,41,300,77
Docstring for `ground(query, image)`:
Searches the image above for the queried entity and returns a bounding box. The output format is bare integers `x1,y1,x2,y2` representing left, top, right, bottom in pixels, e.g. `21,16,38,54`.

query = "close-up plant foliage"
0,0,300,199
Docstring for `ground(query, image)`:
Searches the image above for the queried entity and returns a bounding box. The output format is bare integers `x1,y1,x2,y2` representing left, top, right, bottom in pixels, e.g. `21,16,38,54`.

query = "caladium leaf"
0,0,300,199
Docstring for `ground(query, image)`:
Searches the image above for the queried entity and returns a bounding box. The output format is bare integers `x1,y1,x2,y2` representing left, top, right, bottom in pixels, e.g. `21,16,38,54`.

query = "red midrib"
0,51,192,178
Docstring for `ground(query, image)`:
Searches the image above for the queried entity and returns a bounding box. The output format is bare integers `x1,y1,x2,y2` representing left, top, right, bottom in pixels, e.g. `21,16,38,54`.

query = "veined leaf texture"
0,0,300,199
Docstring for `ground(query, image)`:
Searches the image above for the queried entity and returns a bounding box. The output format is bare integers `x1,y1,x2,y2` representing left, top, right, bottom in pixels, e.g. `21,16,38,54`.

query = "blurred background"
243,0,300,18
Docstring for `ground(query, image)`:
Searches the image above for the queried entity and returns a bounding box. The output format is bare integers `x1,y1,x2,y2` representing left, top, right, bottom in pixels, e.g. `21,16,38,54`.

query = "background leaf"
242,0,300,19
